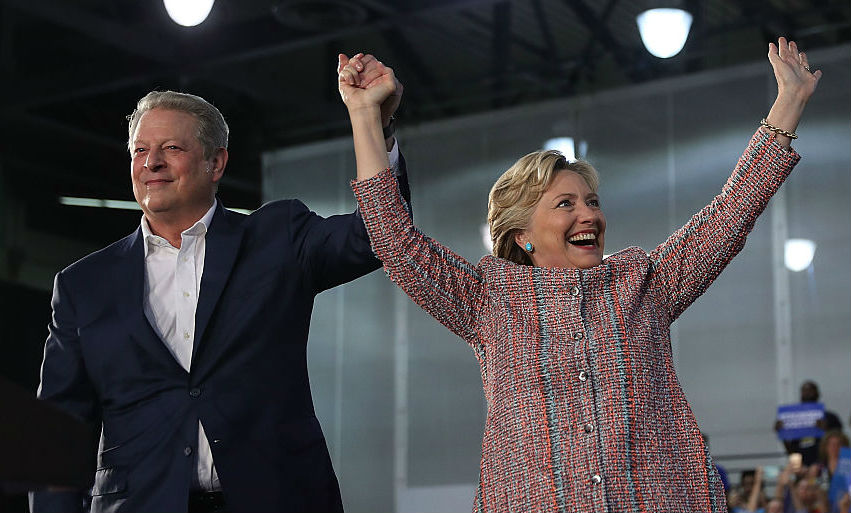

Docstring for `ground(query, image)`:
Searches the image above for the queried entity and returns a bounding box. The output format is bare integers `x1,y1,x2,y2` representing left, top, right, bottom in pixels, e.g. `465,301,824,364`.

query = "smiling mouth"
567,232,597,247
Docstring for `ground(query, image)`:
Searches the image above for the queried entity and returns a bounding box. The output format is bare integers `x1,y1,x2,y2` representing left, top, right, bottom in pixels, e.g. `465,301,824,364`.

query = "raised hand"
763,37,822,147
768,37,821,104
338,53,400,116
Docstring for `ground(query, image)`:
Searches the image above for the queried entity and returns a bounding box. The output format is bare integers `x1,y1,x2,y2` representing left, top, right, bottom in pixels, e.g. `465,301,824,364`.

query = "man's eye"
134,147,147,154
165,145,180,150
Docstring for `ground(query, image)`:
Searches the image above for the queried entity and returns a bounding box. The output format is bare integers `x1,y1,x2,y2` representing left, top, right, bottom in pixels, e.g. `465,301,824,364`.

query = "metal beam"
491,1,511,108
4,0,510,112
532,0,559,62
560,0,647,83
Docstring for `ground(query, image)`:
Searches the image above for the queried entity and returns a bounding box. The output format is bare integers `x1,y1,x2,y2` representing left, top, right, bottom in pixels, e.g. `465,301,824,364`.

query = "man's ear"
209,147,229,183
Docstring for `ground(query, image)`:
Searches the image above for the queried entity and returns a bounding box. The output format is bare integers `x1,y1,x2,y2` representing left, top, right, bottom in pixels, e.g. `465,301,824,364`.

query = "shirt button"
189,387,201,398
183,291,190,298
183,331,190,340
573,332,584,341
570,286,580,297
584,423,594,433
184,446,193,456
578,371,588,382
591,474,602,485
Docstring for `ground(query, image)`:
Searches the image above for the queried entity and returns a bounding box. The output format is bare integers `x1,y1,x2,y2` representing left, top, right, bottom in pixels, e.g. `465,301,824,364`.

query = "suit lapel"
119,228,187,373
192,202,245,362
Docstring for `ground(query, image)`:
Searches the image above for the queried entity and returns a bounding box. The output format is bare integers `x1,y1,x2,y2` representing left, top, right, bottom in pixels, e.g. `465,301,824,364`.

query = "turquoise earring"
525,242,534,253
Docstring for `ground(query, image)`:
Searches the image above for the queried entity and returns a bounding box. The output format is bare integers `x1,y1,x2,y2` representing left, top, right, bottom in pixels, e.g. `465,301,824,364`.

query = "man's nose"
144,148,165,170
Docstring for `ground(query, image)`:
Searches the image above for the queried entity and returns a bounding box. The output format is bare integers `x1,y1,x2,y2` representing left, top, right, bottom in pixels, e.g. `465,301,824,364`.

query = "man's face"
800,382,819,402
130,108,222,222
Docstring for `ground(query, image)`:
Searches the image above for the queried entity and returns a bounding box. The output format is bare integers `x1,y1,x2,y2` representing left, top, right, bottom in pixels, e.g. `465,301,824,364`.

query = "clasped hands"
338,53,402,127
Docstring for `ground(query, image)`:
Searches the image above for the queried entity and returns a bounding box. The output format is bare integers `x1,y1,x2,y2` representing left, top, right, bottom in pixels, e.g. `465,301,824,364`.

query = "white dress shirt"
139,142,400,491
141,200,220,491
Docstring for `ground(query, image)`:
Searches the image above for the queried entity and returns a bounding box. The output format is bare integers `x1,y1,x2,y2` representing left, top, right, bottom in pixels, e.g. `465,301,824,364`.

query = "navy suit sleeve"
294,153,412,293
30,271,97,513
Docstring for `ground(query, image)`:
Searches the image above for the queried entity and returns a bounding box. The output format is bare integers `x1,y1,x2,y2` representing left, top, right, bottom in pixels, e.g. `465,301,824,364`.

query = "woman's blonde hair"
487,150,599,265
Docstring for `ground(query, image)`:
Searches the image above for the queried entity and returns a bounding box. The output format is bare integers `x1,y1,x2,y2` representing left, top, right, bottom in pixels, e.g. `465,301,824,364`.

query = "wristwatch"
383,115,396,139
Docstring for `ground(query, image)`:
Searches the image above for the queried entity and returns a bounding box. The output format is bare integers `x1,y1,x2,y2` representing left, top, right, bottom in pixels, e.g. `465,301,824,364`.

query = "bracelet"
382,115,396,139
760,118,798,139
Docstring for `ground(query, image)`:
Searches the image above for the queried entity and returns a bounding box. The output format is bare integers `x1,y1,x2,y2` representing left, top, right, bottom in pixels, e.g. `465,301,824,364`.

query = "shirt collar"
141,199,218,254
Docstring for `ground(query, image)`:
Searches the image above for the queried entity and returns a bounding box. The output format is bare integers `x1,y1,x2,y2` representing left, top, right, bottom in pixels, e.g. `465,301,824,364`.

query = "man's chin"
140,198,172,215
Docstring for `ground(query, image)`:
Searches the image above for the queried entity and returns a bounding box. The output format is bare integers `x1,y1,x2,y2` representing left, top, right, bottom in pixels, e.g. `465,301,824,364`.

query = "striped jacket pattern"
352,129,800,512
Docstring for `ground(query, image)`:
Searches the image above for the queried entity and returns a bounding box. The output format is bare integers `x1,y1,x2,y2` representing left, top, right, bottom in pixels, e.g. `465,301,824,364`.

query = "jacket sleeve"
29,271,97,513
648,129,801,321
293,154,413,293
352,167,487,348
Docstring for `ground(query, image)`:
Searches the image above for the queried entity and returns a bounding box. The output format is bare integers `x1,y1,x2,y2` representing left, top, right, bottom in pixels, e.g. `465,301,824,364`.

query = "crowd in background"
722,381,849,513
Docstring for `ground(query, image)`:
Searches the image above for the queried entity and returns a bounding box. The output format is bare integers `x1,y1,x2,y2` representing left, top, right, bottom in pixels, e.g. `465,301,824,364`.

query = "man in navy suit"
30,53,406,513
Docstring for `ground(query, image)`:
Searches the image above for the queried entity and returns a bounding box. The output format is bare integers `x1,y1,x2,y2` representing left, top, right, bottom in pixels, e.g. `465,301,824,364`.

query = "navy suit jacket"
31,160,410,513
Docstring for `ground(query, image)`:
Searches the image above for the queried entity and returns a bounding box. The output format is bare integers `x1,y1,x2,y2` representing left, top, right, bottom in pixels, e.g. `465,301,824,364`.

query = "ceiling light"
544,137,576,161
636,8,693,58
163,0,215,27
784,238,816,272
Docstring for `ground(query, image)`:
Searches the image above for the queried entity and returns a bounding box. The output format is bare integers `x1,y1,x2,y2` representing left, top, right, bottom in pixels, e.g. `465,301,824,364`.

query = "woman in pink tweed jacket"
338,37,820,512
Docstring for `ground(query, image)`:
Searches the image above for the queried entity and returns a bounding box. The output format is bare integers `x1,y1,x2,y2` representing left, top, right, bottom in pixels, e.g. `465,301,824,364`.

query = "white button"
578,371,587,382
570,286,580,297
183,331,190,340
573,332,584,341
183,257,189,262
183,291,190,298
591,474,602,485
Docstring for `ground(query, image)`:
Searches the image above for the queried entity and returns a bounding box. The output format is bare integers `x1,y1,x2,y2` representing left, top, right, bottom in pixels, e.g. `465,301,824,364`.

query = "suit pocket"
91,467,127,496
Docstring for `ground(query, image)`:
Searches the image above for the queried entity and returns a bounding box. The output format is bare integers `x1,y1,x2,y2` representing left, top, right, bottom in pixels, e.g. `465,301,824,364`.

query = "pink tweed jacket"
352,129,800,513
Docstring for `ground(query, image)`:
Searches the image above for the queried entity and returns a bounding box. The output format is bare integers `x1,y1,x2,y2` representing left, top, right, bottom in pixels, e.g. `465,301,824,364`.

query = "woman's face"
516,170,606,269
826,435,842,458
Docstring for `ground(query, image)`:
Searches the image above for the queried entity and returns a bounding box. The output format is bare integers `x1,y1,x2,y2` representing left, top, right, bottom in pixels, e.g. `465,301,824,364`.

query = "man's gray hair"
127,90,229,159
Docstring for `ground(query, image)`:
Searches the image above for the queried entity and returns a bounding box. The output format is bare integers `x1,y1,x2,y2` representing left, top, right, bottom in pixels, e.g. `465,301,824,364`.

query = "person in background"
776,461,830,513
819,430,849,479
776,381,844,466
820,431,851,513
730,468,769,512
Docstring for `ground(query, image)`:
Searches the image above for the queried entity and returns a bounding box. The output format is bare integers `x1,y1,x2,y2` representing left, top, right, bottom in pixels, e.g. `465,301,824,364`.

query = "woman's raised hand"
338,53,400,112
768,37,821,104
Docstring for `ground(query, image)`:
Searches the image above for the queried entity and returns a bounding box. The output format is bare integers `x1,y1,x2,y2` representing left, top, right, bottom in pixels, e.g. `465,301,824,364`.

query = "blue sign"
829,447,851,507
776,402,825,441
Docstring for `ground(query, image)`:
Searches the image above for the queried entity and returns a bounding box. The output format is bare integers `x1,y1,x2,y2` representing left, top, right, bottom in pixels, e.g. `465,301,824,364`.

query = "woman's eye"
558,199,574,208
587,199,600,207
